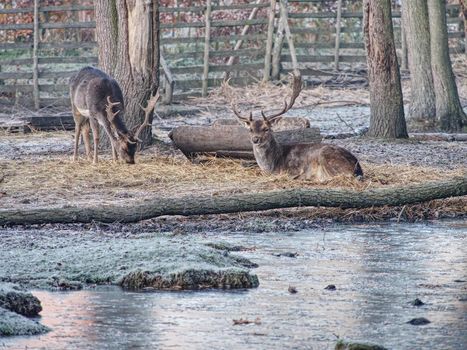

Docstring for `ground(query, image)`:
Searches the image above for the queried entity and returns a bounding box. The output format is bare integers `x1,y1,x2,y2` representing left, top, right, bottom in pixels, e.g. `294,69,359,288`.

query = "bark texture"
1,176,465,225
363,0,408,138
401,0,436,126
427,0,466,132
94,0,160,147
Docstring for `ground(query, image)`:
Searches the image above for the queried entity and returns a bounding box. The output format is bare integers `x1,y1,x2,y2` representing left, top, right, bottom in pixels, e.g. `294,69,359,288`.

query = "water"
2,221,466,350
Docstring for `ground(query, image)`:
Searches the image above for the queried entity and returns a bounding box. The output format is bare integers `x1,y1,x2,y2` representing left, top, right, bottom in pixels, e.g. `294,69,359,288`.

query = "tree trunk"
1,176,465,225
401,0,436,127
94,0,160,148
363,0,408,138
427,0,466,132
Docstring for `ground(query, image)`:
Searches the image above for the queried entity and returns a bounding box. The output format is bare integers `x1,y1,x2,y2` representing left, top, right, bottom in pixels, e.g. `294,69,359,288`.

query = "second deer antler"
134,90,160,142
261,73,302,121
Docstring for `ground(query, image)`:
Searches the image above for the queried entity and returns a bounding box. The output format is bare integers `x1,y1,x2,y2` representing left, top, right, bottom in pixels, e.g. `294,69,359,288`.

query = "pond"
2,221,466,349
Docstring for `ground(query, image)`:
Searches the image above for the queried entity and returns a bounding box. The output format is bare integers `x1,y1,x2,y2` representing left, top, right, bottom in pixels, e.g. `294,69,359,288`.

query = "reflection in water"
1,221,466,350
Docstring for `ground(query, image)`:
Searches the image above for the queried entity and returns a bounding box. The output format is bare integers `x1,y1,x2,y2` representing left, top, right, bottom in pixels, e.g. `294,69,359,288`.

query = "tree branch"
0,176,466,226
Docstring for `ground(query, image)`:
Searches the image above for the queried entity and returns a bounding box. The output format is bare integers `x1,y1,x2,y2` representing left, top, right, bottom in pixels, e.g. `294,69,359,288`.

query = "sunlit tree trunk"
427,0,466,132
363,0,408,138
401,0,436,127
94,0,160,147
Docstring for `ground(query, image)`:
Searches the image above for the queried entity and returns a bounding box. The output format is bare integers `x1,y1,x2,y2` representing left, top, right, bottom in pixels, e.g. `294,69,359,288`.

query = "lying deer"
69,66,159,164
229,74,363,181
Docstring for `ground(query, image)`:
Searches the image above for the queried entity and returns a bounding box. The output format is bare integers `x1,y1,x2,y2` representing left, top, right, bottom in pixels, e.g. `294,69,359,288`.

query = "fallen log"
169,125,321,157
1,175,465,226
323,128,467,141
409,133,467,142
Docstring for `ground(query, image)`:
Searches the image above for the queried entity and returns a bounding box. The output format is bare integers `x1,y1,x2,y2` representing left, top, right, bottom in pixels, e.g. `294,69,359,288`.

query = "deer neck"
252,135,284,174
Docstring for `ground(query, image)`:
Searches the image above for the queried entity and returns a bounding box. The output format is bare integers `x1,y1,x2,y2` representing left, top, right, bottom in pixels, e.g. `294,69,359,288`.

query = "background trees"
427,0,466,132
94,0,160,147
363,0,408,138
403,0,466,132
401,0,436,127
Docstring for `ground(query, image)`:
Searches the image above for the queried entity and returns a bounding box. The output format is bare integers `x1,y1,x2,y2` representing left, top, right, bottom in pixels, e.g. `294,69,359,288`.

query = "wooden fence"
0,0,465,112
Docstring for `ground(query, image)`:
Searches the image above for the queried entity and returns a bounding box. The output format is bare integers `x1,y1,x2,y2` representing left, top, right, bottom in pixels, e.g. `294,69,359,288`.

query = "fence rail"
0,0,465,111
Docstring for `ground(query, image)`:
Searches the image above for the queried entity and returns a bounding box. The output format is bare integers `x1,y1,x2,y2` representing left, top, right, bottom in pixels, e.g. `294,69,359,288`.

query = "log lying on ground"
323,128,467,141
1,176,465,226
169,124,321,158
409,133,467,142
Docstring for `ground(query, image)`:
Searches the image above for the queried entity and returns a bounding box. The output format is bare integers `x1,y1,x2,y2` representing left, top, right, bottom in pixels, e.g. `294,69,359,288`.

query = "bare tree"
363,0,408,138
427,0,466,131
94,0,160,147
401,0,436,127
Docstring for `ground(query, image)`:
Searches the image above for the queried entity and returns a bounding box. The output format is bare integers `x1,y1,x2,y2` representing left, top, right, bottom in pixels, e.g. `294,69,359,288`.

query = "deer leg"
96,117,119,162
112,144,118,161
73,122,82,162
89,118,100,164
82,120,92,160
72,109,85,162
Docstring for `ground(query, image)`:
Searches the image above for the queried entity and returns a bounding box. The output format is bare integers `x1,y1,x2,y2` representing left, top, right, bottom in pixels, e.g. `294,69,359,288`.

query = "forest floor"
0,103,466,225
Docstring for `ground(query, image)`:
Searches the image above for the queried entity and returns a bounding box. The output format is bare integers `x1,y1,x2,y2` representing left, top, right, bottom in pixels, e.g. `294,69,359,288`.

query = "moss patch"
119,268,259,290
0,283,42,316
0,230,259,291
0,308,49,337
335,340,389,350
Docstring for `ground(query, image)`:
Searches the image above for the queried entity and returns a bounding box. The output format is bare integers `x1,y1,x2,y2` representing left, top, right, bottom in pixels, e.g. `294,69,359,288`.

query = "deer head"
105,91,160,164
227,73,302,147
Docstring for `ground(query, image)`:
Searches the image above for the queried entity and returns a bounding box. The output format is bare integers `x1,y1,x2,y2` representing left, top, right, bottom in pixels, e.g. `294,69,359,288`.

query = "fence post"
279,0,298,74
263,0,277,82
202,0,212,97
400,22,408,70
33,0,40,110
271,7,285,80
223,0,262,80
334,0,343,71
160,54,174,104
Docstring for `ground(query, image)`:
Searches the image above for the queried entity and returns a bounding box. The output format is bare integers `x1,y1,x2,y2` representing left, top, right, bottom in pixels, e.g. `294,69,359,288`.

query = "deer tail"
354,161,364,181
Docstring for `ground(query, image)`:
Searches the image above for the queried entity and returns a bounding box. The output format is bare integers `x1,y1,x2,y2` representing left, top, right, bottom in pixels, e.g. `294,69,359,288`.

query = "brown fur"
70,66,138,164
246,118,363,181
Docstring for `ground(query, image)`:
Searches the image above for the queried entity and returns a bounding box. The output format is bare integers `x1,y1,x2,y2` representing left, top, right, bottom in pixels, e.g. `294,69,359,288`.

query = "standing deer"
70,66,159,164
228,74,363,181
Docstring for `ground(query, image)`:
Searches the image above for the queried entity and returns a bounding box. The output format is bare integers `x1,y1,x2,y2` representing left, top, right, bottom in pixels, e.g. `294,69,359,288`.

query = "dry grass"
0,151,464,210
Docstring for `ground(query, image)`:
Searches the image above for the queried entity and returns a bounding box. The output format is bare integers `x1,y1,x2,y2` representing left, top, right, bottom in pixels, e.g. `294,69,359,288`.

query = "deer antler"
261,72,302,122
232,104,253,124
133,90,160,142
105,96,121,121
222,78,253,124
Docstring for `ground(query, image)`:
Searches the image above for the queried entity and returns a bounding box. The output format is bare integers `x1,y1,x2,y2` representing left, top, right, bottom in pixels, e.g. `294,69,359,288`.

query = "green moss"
119,268,259,290
0,283,42,317
0,231,259,291
205,242,248,252
0,308,49,337
335,340,388,350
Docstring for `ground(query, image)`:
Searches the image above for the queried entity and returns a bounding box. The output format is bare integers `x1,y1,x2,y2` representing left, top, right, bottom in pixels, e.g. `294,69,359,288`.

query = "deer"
69,66,159,164
227,73,363,181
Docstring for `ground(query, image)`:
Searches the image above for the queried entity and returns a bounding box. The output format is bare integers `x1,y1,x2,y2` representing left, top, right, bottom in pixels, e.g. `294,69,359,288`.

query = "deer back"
279,143,361,180
70,66,128,134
